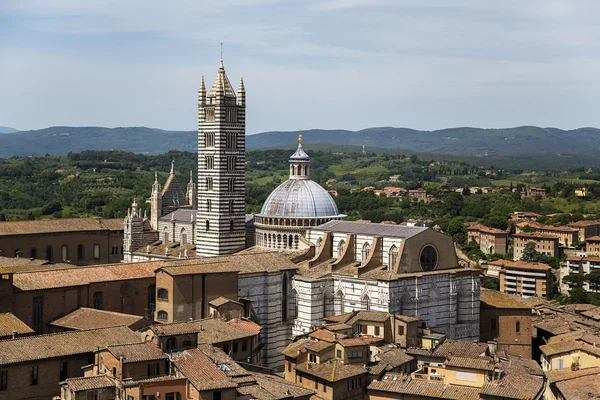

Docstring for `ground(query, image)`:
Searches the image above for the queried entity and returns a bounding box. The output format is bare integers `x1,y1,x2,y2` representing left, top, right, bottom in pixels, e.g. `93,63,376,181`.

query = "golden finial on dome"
298,131,303,144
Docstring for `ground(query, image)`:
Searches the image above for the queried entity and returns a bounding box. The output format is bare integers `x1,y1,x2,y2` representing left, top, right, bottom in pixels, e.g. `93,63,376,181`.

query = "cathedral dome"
259,178,340,218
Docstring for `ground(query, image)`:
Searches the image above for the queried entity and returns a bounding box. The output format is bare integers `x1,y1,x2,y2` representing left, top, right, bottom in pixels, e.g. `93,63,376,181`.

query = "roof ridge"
0,324,132,343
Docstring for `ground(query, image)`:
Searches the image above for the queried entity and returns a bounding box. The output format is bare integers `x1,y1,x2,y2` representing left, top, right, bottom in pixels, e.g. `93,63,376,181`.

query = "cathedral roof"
258,179,342,219
312,220,427,238
160,209,196,223
207,59,237,99
290,142,310,161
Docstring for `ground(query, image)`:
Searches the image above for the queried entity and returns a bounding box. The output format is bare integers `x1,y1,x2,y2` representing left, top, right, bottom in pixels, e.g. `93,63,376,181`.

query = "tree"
521,241,539,262
483,277,500,290
562,273,586,288
586,270,600,292
447,218,467,244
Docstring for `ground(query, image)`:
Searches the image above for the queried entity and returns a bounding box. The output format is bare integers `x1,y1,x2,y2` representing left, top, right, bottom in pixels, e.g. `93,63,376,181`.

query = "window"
147,363,159,377
60,361,68,381
516,321,521,334
30,366,38,385
1,371,7,390
206,177,214,191
206,220,210,231
166,337,177,351
337,240,346,258
229,200,234,215
205,107,215,122
158,311,168,321
30,248,37,259
205,156,215,170
213,391,222,400
362,325,368,334
362,242,371,262
158,288,169,300
205,132,215,147
228,178,235,192
287,361,291,372
207,199,212,212
398,325,404,335
226,133,237,149
45,246,54,261
233,343,238,354
337,350,342,358
309,354,317,363
230,220,234,232
32,296,43,332
78,244,84,261
389,245,398,269
226,108,237,122
419,245,438,271
128,396,135,400
93,244,100,259
181,231,187,245
165,393,181,400
93,292,103,310
61,245,68,262
242,340,248,352
557,359,564,369
375,326,380,336
227,156,236,171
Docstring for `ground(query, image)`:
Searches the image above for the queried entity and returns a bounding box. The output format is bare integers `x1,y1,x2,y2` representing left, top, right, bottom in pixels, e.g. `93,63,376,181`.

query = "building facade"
513,232,560,260
196,60,246,257
466,224,509,255
486,260,553,299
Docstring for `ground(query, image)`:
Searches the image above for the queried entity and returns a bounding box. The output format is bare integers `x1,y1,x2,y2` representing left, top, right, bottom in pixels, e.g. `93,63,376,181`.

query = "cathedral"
123,59,481,369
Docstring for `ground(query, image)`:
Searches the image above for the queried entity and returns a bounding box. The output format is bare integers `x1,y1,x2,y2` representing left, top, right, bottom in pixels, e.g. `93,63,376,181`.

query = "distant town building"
513,232,560,260
466,224,509,255
509,211,540,222
586,236,600,254
568,219,600,242
516,221,578,247
486,260,553,299
561,256,600,294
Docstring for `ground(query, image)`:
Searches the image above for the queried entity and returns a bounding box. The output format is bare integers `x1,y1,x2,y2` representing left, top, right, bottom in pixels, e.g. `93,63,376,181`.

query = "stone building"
466,224,509,255
0,217,124,265
479,288,533,359
515,221,578,248
513,231,560,260
568,219,600,242
292,221,481,341
196,60,247,257
254,136,345,250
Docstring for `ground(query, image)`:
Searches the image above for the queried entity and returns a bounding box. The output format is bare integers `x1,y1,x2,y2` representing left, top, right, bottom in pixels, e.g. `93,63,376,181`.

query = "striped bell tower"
196,59,246,257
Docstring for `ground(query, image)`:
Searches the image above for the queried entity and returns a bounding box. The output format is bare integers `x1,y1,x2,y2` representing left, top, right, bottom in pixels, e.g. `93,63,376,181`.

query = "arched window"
206,177,213,191
46,246,53,262
288,235,293,248
456,288,468,323
282,273,288,322
61,245,68,262
362,242,371,262
166,337,177,351
147,284,156,317
158,288,168,300
206,220,210,231
228,178,235,192
77,244,84,261
337,240,346,258
157,311,168,321
180,228,187,245
362,294,370,311
316,237,323,249
229,200,234,215
389,245,398,270
516,321,521,334
30,248,37,259
163,227,169,244
335,291,345,315
93,292,103,310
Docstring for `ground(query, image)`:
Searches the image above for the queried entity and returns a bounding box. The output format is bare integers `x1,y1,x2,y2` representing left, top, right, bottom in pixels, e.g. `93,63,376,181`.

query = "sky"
1,0,600,134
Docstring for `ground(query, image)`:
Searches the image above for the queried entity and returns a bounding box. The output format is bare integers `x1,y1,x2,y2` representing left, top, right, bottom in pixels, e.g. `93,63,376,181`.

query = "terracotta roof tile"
368,374,480,399
445,356,494,371
235,372,315,400
0,217,122,236
0,313,34,337
480,357,544,399
107,342,167,363
407,340,487,359
486,259,552,271
308,329,346,342
555,374,600,400
546,366,600,384
0,326,140,365
149,318,259,344
480,288,532,309
63,375,116,392
376,347,414,368
171,348,238,391
50,307,145,330
295,360,367,382
210,296,241,308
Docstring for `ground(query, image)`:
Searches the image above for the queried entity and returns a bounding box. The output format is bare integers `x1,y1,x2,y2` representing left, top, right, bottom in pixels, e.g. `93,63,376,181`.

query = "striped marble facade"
196,60,246,257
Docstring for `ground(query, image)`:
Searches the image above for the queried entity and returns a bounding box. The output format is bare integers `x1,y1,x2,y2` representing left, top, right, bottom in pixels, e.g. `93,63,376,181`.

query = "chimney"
11,330,17,339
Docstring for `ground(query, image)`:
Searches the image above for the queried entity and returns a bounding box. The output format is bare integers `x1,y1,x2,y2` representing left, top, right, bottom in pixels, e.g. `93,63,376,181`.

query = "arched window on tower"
228,178,235,192
362,242,371,262
389,245,398,270
206,220,210,231
206,177,213,191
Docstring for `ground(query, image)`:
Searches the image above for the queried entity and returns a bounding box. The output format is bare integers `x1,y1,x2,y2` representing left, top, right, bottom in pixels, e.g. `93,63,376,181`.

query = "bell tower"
196,59,246,257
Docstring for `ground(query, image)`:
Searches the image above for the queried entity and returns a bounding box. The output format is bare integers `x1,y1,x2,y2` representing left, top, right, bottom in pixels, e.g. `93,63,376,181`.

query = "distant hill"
0,126,19,134
3,125,600,168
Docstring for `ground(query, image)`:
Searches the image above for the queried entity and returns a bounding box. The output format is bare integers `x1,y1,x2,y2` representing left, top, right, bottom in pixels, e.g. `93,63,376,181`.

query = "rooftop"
487,259,552,271
0,326,140,366
234,372,315,400
444,356,494,371
480,288,532,309
407,339,487,359
0,313,34,337
63,375,116,392
106,342,167,363
0,217,123,236
160,208,196,223
148,318,260,343
170,348,238,392
368,374,481,400
295,360,367,382
555,374,600,400
312,220,427,239
513,231,560,240
376,347,414,368
50,307,145,330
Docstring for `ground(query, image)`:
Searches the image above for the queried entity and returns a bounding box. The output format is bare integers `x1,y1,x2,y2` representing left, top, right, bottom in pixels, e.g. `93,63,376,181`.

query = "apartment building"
560,256,600,293
568,220,600,242
516,221,578,247
487,260,553,299
513,232,560,260
466,224,509,255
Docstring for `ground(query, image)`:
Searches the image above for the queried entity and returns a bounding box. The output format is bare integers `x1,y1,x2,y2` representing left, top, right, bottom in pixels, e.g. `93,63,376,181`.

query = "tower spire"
289,130,310,180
